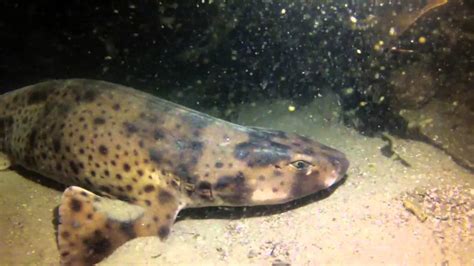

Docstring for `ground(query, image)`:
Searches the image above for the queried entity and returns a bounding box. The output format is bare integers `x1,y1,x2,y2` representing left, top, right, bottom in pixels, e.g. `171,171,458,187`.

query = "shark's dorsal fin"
57,186,181,265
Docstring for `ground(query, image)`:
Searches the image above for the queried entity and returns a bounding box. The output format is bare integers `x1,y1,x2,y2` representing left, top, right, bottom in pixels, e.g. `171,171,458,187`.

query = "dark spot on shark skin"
158,190,174,204
99,186,111,194
82,230,112,263
174,163,189,179
99,145,108,155
181,112,211,130
273,130,288,139
0,116,13,139
190,141,203,151
123,122,139,134
175,140,203,153
178,170,199,191
290,171,326,199
74,88,99,103
94,117,106,125
292,142,302,147
153,129,165,140
112,103,121,111
28,128,38,149
214,172,250,204
61,251,70,258
149,148,163,164
40,103,56,119
27,89,49,105
215,176,235,190
158,226,170,239
214,161,224,168
144,184,155,193
69,161,79,175
61,231,71,239
70,198,82,212
234,140,291,167
83,90,98,102
290,173,307,197
303,147,315,155
123,163,131,172
119,222,136,238
12,95,20,103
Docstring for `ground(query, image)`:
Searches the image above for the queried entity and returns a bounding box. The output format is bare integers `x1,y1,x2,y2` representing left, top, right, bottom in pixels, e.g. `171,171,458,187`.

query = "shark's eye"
290,160,312,171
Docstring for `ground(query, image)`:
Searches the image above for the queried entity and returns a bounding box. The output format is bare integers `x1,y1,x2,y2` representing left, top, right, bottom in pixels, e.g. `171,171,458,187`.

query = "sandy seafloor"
0,94,473,265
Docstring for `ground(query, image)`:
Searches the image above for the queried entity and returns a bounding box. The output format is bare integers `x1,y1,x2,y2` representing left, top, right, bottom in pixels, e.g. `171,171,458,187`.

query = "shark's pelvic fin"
58,186,181,265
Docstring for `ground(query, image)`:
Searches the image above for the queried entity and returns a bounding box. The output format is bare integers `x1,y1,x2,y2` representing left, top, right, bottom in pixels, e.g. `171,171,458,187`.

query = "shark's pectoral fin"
0,152,12,170
58,186,182,265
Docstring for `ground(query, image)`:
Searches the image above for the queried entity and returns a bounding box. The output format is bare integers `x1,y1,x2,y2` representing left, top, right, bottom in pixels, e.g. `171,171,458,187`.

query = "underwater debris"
402,185,474,245
350,0,448,46
380,133,411,167
272,259,291,266
403,198,428,222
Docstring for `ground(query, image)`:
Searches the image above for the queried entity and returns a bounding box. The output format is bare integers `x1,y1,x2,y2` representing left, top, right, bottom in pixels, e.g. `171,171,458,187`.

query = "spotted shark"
0,79,349,265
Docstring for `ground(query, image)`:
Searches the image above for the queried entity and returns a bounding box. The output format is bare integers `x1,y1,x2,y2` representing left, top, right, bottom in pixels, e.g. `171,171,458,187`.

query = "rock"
389,62,437,109
0,152,11,170
399,88,474,171
403,198,428,222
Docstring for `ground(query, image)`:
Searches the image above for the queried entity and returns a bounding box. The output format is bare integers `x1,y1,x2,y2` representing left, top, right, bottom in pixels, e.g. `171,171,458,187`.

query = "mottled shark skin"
0,79,349,265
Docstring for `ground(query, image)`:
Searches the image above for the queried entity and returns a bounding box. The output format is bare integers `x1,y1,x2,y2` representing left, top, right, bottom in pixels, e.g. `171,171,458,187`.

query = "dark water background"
0,1,472,138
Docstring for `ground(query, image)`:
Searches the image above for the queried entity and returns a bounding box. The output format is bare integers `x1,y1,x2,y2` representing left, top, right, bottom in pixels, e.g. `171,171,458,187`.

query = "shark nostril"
328,155,349,177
